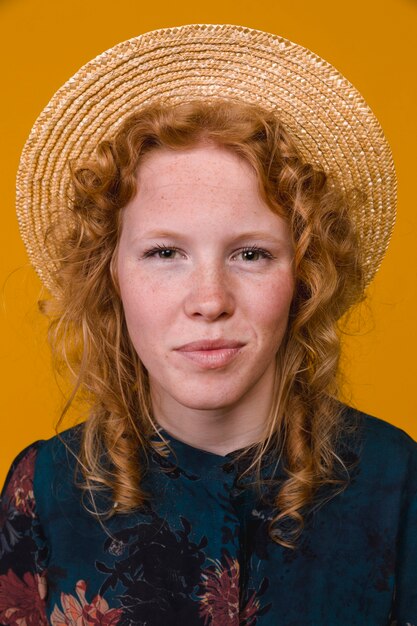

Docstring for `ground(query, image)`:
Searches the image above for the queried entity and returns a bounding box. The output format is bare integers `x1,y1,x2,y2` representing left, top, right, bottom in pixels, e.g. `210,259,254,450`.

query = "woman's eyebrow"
226,231,290,245
138,230,186,240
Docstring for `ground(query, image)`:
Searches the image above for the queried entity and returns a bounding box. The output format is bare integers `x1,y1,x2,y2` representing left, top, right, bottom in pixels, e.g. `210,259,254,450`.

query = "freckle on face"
116,143,294,415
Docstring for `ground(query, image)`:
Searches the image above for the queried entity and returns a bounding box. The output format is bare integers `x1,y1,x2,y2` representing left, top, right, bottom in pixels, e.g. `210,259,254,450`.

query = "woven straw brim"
16,23,396,296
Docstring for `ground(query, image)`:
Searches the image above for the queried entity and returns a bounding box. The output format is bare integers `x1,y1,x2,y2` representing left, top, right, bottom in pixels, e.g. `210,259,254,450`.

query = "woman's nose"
183,265,235,321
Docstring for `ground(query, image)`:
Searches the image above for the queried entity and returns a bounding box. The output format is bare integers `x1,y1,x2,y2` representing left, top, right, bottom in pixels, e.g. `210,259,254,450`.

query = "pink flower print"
198,553,264,626
50,580,122,625
198,553,240,625
0,569,48,625
239,590,262,625
4,448,37,518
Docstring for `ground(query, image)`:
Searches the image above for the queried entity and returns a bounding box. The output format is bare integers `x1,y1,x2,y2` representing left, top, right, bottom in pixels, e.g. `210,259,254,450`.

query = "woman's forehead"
131,145,262,215
124,144,283,232
136,142,255,191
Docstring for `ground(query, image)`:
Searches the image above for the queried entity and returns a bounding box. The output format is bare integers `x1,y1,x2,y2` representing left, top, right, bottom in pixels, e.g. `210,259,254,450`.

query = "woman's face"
117,143,294,415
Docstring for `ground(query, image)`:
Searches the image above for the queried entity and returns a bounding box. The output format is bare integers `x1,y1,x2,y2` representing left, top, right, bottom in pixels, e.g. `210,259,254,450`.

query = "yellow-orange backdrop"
1,0,416,485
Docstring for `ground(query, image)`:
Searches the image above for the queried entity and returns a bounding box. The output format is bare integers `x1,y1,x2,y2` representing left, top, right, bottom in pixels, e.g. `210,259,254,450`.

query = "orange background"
1,0,416,485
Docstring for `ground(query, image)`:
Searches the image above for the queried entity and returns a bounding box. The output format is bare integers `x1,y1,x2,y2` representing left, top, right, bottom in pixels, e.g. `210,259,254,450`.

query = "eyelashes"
234,245,275,262
143,244,180,260
142,244,275,262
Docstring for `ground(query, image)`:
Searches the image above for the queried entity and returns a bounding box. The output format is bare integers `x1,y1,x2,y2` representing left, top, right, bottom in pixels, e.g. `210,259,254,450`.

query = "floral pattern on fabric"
0,569,47,625
198,552,240,624
96,512,208,624
0,442,48,626
197,551,270,625
1,409,417,625
1,447,38,561
50,580,122,626
3,448,37,519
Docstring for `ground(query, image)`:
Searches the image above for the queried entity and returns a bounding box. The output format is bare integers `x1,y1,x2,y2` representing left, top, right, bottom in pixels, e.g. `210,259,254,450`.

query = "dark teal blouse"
1,406,416,625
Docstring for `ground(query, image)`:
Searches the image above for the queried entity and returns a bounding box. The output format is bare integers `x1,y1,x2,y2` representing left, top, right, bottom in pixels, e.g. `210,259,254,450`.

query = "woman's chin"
150,379,247,413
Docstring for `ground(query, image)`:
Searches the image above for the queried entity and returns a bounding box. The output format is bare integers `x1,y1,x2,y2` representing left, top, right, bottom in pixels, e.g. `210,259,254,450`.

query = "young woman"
0,24,414,625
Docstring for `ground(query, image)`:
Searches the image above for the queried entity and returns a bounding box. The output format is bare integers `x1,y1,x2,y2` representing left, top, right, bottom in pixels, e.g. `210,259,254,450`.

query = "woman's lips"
175,340,244,369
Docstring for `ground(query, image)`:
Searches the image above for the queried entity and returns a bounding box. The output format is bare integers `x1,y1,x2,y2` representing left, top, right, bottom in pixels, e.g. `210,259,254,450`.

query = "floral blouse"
1,406,416,625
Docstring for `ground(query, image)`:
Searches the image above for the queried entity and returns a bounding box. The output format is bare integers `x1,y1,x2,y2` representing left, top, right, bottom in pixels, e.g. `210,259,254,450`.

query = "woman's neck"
149,367,275,456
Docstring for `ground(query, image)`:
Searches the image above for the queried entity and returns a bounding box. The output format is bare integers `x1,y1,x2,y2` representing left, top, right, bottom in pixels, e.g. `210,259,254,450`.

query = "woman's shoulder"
343,404,416,448
35,422,84,463
341,404,417,481
2,424,84,499
1,425,86,539
1,440,44,521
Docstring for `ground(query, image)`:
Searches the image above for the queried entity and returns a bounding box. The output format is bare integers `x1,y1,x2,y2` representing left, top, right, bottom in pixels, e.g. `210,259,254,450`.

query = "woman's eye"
156,248,177,259
237,247,273,262
144,246,180,259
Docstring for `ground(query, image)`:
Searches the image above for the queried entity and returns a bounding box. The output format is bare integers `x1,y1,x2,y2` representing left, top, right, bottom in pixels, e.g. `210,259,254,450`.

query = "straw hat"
16,23,396,295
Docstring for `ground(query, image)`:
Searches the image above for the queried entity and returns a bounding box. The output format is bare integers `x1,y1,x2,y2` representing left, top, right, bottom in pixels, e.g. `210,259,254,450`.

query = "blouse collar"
149,426,282,481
